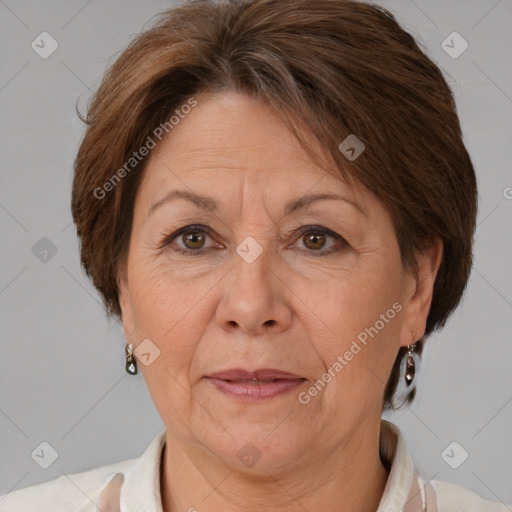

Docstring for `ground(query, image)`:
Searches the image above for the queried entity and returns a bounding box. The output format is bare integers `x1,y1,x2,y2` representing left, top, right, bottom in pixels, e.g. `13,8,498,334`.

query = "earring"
404,345,416,386
392,332,421,409
402,331,419,387
125,344,138,375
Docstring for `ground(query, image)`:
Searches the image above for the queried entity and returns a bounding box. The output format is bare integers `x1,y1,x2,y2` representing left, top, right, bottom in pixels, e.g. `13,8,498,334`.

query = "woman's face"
118,91,437,472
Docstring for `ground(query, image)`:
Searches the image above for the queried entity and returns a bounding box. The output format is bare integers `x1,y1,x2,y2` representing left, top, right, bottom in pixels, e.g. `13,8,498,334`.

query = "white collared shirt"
1,420,510,511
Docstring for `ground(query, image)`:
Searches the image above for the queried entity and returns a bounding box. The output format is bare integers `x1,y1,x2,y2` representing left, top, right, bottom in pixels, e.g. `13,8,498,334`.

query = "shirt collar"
377,419,418,511
119,420,418,512
120,427,166,512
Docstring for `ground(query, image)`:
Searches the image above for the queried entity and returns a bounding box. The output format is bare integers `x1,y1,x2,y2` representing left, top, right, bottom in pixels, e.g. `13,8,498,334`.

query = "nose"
215,241,292,337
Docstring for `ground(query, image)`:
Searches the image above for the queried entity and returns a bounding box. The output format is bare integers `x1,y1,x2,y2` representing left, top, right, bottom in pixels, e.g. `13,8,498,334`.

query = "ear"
117,266,136,345
399,237,443,347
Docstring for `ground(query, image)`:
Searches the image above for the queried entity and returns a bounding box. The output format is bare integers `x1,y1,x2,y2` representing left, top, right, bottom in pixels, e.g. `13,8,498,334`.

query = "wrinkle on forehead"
139,90,374,227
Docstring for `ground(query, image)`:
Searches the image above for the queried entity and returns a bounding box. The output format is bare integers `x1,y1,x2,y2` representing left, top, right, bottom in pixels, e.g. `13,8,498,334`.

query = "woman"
1,0,509,510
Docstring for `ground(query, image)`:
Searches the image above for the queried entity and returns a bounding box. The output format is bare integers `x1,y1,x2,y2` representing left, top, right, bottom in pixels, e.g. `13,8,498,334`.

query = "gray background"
1,0,511,505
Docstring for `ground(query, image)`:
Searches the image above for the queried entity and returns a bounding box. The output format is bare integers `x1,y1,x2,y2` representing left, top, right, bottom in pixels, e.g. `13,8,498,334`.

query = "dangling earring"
403,334,417,387
392,331,421,409
125,344,138,375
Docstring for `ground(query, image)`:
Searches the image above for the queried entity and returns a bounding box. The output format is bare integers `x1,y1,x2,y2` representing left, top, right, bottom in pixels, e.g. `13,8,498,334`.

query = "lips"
205,368,306,401
207,368,303,381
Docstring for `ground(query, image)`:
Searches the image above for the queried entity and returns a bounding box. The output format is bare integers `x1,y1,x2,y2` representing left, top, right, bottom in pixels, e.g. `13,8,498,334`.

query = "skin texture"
118,91,442,512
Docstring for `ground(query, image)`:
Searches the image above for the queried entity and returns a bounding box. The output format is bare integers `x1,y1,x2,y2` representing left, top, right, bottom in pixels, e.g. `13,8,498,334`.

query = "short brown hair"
72,0,477,410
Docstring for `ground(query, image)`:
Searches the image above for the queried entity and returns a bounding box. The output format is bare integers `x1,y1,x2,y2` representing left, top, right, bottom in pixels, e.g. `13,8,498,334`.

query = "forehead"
139,90,368,212
152,91,324,171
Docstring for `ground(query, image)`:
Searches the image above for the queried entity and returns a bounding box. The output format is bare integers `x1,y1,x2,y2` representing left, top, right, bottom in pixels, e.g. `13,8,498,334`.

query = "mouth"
204,369,307,401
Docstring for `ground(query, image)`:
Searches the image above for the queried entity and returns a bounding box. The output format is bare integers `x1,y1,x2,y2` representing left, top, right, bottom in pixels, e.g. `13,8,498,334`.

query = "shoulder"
0,457,135,511
431,479,512,512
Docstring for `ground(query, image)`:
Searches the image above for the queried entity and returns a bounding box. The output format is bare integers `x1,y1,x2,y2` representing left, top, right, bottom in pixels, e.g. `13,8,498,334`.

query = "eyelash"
158,224,348,257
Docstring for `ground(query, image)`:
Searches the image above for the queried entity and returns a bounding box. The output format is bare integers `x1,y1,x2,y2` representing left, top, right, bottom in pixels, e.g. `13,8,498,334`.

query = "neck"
160,418,389,512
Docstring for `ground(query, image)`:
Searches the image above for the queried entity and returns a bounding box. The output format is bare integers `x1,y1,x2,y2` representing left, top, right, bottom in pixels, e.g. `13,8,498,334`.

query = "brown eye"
303,231,327,251
293,225,348,257
159,224,217,255
181,230,206,250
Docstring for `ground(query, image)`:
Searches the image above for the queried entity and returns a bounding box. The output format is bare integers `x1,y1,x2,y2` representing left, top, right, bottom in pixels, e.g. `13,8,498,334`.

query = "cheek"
310,255,404,400
320,254,402,338
126,260,217,374
126,267,210,427
129,255,202,327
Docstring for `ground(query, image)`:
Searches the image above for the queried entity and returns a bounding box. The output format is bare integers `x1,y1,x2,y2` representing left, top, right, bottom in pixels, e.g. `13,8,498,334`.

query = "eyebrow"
147,189,366,217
